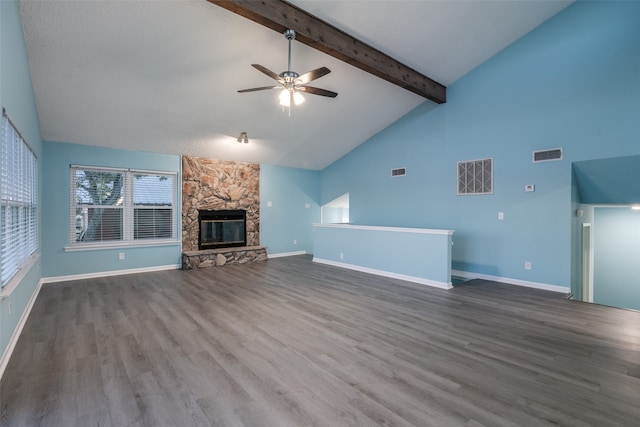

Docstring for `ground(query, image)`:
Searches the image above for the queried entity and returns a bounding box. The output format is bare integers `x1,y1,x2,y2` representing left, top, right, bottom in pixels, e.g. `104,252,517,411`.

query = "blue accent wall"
41,141,182,278
320,0,640,289
0,0,44,366
260,164,320,255
574,155,640,204
313,225,453,286
593,207,640,311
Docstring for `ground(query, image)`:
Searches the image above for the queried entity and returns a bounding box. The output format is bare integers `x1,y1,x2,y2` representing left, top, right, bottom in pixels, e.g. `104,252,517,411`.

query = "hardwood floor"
1,255,639,426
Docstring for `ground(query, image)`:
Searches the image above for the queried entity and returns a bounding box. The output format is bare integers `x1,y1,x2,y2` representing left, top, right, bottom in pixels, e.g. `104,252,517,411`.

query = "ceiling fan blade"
251,64,283,82
238,86,280,93
298,86,338,98
296,67,331,84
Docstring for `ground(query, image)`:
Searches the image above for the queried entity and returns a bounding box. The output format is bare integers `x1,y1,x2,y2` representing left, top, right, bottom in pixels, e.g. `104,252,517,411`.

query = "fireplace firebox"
198,209,247,250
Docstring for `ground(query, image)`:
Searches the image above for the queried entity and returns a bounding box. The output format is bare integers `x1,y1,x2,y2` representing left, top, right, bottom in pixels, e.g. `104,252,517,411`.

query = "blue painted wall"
260,164,320,255
0,0,44,366
41,141,182,278
313,225,453,286
593,207,640,311
574,155,640,204
320,0,640,288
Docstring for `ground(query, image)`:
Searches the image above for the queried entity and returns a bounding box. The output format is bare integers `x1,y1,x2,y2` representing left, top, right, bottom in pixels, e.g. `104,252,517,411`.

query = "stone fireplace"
182,156,266,269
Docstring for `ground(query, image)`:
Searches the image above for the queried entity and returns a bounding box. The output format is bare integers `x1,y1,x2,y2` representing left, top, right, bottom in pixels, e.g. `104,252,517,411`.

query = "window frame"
68,165,178,250
1,108,39,289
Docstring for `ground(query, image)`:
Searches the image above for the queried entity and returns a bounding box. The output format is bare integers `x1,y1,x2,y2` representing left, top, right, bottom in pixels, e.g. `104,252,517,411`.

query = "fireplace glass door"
198,210,246,249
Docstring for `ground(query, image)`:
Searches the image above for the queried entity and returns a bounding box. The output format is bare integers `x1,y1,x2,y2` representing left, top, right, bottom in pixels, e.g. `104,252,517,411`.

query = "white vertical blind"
1,110,38,287
70,166,177,246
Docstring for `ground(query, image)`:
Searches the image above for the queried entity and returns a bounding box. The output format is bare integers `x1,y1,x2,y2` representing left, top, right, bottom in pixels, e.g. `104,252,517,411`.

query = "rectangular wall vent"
391,167,406,177
457,158,493,195
533,148,563,162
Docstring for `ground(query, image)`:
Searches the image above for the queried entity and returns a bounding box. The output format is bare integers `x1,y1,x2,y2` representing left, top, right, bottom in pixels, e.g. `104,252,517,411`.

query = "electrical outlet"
304,203,310,209
9,303,12,316
339,252,344,260
119,252,125,260
293,239,297,245
525,184,535,192
524,261,532,270
498,212,504,220
267,201,273,207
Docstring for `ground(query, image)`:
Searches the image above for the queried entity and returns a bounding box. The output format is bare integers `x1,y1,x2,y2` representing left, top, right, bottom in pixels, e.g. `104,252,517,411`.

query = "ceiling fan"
238,29,338,110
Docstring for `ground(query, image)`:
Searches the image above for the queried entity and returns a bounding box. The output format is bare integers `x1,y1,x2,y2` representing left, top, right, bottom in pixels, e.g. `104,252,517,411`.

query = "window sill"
64,239,181,252
1,252,41,300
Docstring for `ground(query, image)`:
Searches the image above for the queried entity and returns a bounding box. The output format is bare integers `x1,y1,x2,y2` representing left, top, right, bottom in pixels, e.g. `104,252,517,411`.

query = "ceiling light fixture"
237,28,336,116
631,204,640,211
279,89,305,107
237,132,248,144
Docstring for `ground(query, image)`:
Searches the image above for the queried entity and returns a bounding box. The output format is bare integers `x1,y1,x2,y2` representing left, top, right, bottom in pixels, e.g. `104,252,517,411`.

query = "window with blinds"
70,166,177,247
1,109,38,288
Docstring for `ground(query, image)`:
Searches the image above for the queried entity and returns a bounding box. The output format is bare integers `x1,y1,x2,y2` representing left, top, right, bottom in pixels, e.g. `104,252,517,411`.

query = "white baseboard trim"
42,264,182,284
0,278,44,382
268,250,307,259
451,269,570,293
313,257,453,290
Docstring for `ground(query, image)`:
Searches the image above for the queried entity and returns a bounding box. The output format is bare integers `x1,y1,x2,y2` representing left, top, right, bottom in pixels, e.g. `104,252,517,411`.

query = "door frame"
581,223,593,303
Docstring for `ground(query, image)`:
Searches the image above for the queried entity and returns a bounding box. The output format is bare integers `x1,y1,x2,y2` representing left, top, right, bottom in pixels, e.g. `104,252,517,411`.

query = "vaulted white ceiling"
19,0,573,170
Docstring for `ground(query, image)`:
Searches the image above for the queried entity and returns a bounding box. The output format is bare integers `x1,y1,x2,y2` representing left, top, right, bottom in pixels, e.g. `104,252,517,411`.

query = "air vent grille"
457,158,493,195
391,167,406,177
533,148,563,162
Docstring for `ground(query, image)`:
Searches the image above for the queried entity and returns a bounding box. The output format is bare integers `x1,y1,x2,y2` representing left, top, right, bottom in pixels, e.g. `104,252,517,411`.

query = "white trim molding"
1,252,40,299
64,240,181,252
42,264,181,284
312,223,454,235
451,269,570,293
314,257,453,290
0,278,44,381
267,250,307,259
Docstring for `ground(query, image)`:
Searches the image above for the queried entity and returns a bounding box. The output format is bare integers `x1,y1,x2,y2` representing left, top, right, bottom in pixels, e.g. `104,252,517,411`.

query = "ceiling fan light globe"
293,91,305,105
279,89,291,107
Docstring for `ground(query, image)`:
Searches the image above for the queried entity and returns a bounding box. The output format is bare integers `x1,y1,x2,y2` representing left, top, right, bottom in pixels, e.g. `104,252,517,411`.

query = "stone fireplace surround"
181,156,266,269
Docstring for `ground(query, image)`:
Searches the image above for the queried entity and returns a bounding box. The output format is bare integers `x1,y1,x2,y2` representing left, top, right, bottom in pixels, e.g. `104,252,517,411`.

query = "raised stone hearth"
182,246,267,270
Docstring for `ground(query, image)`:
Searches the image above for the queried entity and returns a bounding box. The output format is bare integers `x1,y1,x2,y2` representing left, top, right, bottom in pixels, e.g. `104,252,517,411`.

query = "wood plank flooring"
1,255,639,426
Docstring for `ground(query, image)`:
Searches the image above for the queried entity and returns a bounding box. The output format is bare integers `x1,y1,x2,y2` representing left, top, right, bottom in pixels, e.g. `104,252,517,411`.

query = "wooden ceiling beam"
207,0,446,104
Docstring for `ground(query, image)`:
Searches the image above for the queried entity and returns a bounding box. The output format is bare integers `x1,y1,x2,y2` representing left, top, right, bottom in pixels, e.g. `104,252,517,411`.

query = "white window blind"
133,173,175,240
1,109,38,287
70,166,177,247
72,168,125,243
